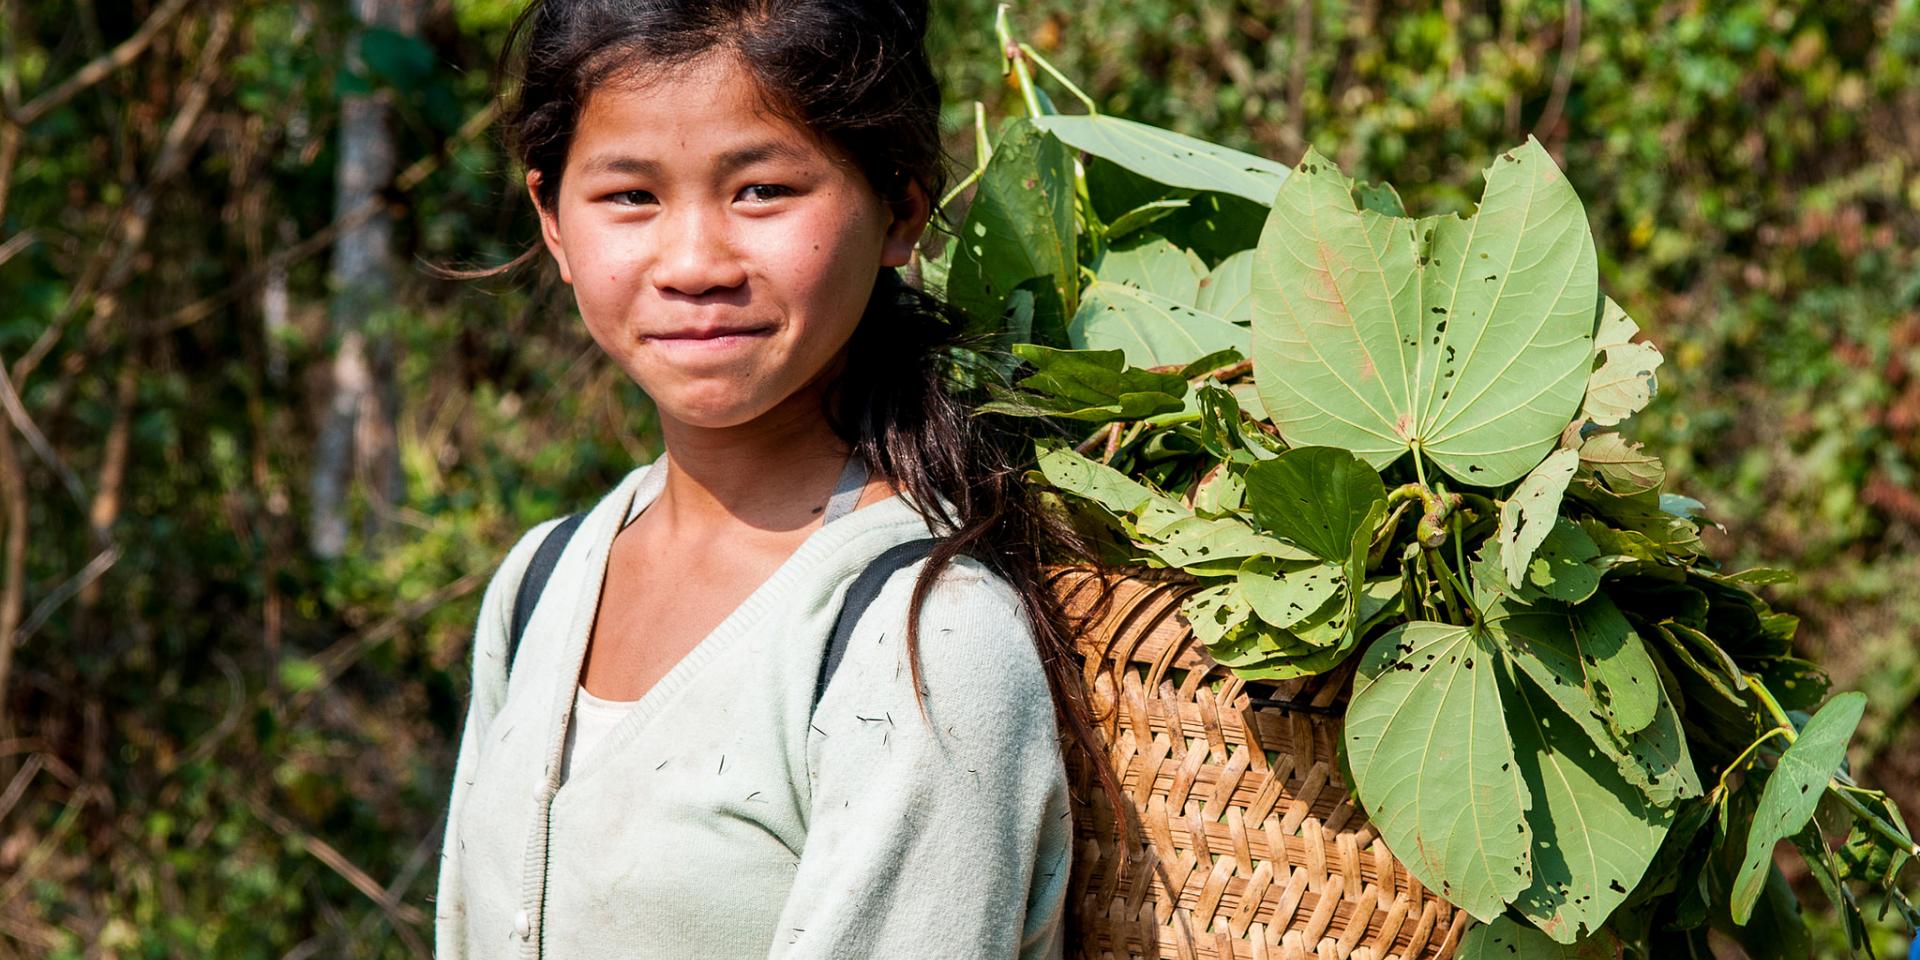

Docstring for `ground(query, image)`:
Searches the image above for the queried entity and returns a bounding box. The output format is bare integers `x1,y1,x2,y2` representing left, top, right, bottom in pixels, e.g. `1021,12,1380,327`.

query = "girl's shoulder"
852,551,1046,693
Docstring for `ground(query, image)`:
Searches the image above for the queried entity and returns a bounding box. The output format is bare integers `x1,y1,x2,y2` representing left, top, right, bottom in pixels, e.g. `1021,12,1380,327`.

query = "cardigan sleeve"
769,556,1074,960
432,518,566,958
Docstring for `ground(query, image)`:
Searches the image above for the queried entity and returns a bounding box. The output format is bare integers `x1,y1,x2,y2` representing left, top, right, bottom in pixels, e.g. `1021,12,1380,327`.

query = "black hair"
493,0,1128,933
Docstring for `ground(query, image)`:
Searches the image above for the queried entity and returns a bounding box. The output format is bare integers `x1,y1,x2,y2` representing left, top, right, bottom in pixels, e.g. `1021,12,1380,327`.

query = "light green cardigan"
433,461,1072,959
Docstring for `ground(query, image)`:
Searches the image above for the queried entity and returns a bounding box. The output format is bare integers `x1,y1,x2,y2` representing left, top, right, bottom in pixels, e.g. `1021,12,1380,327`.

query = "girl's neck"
649,377,855,537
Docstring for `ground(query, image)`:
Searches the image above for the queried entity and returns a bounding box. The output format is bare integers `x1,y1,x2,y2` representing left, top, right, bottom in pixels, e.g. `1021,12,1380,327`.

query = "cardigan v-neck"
562,453,877,787
434,459,1073,960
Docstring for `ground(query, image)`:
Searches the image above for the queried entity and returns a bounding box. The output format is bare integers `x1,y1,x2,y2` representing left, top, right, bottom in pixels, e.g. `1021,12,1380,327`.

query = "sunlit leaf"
1094,236,1208,303
1504,665,1673,942
946,119,1077,340
1250,139,1599,486
1067,281,1248,368
1195,249,1255,324
1730,692,1868,924
1035,113,1293,205
1499,447,1581,590
1582,298,1664,427
1349,622,1531,921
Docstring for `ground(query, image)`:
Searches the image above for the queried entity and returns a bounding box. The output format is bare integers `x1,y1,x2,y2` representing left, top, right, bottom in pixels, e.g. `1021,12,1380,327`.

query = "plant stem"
1018,42,1098,114
1833,788,1920,857
1428,550,1465,623
1745,674,1796,734
1411,442,1433,490
1427,545,1481,626
1414,550,1444,620
973,101,993,166
1714,727,1789,797
1451,508,1470,587
1140,410,1202,428
994,7,1045,119
939,167,983,211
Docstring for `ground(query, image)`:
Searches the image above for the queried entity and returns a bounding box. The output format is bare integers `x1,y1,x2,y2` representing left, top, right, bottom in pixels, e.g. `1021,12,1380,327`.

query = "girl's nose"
651,204,748,297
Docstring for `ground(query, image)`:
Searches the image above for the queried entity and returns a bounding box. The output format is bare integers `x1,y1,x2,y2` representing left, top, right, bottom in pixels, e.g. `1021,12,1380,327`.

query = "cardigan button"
512,910,531,939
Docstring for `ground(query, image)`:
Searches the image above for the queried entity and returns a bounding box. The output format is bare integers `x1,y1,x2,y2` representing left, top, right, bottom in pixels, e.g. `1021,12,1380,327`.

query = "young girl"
434,2,1117,957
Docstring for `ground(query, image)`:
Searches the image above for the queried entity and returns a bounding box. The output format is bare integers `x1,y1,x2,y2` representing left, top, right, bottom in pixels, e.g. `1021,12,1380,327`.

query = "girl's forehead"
575,54,826,155
570,63,851,175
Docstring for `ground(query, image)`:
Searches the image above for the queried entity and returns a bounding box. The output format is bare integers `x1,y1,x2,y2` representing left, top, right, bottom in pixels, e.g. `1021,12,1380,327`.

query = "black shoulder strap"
811,537,945,711
507,512,587,675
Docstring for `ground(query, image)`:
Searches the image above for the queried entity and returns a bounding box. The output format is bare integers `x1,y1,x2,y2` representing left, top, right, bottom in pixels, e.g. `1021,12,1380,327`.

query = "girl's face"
530,52,928,432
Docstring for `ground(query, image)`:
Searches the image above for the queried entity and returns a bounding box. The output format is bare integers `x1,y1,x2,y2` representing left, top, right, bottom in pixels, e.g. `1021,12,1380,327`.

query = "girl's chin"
647,390,782,432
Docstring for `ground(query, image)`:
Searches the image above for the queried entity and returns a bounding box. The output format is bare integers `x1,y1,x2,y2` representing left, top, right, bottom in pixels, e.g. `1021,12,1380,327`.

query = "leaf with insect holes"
1251,139,1598,486
1348,621,1532,921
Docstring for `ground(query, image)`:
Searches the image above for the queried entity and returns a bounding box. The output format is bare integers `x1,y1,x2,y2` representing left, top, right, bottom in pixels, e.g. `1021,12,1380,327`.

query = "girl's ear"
527,170,574,284
878,178,932,269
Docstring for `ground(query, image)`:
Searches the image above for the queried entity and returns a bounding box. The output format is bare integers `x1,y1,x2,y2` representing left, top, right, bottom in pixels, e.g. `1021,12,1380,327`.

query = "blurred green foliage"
0,0,1914,956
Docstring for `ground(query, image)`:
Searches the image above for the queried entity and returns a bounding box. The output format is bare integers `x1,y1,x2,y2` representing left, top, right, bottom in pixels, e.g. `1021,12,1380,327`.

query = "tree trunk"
309,0,420,559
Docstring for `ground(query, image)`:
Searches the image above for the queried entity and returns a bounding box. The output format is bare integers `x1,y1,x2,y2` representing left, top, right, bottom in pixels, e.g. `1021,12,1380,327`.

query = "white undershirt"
557,492,652,784
560,683,637,783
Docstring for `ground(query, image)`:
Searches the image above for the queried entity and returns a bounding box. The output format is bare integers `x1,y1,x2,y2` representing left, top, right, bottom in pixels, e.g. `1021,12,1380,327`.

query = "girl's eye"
608,189,657,206
738,184,793,203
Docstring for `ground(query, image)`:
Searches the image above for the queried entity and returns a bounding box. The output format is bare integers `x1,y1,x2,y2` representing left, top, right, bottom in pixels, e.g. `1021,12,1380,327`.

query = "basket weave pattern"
1048,568,1471,960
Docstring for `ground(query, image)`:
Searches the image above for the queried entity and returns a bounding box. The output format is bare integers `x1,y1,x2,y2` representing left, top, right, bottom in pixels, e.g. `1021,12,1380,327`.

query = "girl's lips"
644,327,775,353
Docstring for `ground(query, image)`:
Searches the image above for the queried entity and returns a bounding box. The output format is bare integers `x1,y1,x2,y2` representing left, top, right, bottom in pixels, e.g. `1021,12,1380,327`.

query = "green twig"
1427,545,1481,626
1745,674,1796,734
939,167,983,211
994,6,1045,119
1714,727,1790,797
1018,42,1098,114
1834,788,1920,858
973,101,993,166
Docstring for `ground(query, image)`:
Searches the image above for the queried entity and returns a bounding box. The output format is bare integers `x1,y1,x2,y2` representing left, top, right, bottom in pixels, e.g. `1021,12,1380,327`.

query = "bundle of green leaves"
933,12,1919,958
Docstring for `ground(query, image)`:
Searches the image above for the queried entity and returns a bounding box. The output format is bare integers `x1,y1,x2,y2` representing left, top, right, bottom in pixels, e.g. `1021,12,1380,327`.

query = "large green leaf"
1035,114,1293,205
1730,692,1868,924
1181,582,1253,646
977,344,1185,422
1348,622,1532,921
1492,595,1660,737
1474,518,1602,607
1082,156,1268,262
1230,577,1400,681
1137,514,1310,571
1067,281,1248,368
1093,236,1208,303
1491,601,1698,808
1238,557,1342,630
1504,666,1672,942
1195,249,1255,324
1036,447,1306,571
1581,298,1664,427
1250,139,1599,486
946,119,1077,340
1035,445,1179,527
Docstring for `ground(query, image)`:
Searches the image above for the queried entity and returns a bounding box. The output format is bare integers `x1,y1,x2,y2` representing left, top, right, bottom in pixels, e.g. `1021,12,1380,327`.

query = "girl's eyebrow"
580,142,812,179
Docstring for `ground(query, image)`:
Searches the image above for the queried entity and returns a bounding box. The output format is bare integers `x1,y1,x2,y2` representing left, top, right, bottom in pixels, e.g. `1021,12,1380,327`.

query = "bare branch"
13,546,119,646
160,102,501,334
1534,0,1584,143
245,794,432,956
7,0,197,128
0,356,88,511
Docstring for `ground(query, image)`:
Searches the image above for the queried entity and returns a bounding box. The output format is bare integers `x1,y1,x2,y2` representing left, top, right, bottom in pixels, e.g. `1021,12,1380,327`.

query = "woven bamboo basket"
1046,566,1472,960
